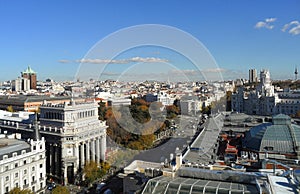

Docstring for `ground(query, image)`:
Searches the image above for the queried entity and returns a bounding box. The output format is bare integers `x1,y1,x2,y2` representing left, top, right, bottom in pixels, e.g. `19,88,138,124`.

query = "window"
15,163,18,168
21,150,26,154
40,173,43,178
5,186,9,193
5,176,9,181
32,186,35,192
5,165,8,171
40,145,42,149
13,152,17,157
32,176,35,182
15,182,18,188
32,157,35,162
24,169,27,174
32,166,35,171
15,173,18,178
24,160,27,165
33,146,36,150
40,164,43,168
24,179,27,185
3,155,8,160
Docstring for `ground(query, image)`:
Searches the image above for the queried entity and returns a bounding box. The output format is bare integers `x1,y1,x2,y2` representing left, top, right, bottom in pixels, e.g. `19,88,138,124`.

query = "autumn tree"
9,187,33,194
7,105,14,112
98,101,107,121
84,161,110,184
166,105,179,119
52,186,70,194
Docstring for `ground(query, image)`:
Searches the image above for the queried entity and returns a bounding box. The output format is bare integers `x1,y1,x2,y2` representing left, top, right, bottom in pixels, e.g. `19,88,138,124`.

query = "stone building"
0,100,107,184
0,133,46,193
231,69,300,116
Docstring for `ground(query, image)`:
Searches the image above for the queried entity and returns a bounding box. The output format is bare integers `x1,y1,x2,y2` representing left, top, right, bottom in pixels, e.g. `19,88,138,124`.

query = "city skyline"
0,0,300,81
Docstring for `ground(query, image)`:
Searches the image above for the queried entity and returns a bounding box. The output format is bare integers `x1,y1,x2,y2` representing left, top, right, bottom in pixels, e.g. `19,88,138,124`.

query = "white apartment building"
0,135,46,194
157,91,175,106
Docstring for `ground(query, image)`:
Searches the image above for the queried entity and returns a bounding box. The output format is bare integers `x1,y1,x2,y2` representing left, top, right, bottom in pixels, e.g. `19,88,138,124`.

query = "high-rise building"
249,69,257,83
12,77,30,92
21,66,37,90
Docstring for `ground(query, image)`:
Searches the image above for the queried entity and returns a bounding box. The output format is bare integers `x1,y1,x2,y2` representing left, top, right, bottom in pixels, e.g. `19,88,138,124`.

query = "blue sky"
0,0,300,81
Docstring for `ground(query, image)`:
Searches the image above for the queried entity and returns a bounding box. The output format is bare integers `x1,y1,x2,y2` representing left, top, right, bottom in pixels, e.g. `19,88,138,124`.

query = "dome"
243,114,300,155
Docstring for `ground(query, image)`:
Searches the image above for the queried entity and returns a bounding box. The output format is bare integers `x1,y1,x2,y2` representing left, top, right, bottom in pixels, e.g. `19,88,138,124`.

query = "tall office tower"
21,66,37,90
249,69,257,83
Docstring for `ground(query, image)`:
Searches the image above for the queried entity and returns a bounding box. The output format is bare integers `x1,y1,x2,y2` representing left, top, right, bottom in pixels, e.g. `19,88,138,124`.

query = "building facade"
0,135,46,194
21,66,37,90
0,100,107,184
231,69,300,116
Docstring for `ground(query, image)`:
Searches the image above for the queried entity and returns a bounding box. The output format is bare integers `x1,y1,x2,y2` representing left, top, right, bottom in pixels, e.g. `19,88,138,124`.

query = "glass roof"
141,176,258,194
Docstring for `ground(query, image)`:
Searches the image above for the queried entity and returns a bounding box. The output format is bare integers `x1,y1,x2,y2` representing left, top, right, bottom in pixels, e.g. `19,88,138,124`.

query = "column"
64,166,68,185
86,141,90,162
55,145,60,176
91,139,95,161
96,138,100,162
49,145,53,175
74,143,79,174
100,136,106,161
80,143,85,167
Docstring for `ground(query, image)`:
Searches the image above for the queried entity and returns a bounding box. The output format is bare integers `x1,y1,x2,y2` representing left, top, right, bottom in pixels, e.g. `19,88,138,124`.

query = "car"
96,182,106,193
47,182,56,191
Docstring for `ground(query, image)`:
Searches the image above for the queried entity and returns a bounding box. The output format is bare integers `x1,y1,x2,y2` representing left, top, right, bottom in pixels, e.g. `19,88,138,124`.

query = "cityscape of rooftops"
1,1,300,194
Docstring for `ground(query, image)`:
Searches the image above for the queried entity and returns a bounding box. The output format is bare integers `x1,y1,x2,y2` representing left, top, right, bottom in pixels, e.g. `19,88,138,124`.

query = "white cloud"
201,68,226,73
282,20,300,35
265,18,276,23
170,68,226,75
170,69,199,76
255,18,277,29
75,57,168,64
58,59,71,63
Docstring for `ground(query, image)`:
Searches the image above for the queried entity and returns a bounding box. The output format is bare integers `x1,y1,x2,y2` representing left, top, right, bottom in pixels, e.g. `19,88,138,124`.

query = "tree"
9,188,33,194
7,105,14,112
166,105,179,119
296,110,300,118
52,186,70,194
83,161,109,184
98,101,107,121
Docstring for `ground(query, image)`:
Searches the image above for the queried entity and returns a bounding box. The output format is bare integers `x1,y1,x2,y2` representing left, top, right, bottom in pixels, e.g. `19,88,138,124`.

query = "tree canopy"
9,188,33,194
52,186,70,194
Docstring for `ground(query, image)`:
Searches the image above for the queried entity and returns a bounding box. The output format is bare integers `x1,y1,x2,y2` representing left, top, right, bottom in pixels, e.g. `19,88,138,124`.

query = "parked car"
47,182,56,191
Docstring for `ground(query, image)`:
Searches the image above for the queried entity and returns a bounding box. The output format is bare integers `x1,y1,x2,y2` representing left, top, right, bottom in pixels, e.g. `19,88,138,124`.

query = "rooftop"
0,138,30,158
142,174,259,194
243,114,300,154
22,65,36,74
0,95,73,104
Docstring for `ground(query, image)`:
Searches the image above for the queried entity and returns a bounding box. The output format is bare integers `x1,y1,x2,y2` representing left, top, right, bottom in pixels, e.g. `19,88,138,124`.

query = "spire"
33,113,40,141
295,66,298,80
22,65,37,74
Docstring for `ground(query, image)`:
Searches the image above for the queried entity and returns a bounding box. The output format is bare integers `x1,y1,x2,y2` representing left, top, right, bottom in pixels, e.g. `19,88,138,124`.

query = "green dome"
243,114,300,154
